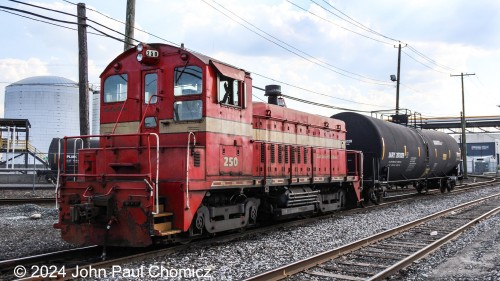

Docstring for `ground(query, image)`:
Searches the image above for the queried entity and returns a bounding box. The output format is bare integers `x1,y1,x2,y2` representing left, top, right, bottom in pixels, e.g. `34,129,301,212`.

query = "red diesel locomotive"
54,43,363,247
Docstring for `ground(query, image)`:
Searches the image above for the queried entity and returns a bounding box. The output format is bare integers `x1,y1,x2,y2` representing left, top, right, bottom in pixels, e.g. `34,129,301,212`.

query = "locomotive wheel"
195,214,204,231
363,187,380,205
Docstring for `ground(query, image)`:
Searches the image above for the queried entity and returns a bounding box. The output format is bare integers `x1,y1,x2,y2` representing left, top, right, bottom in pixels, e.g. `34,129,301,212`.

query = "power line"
318,0,398,42
407,45,458,72
0,7,104,37
402,50,449,75
4,1,393,111
201,0,392,86
307,0,459,75
252,85,376,113
60,0,179,47
287,0,392,46
251,72,391,109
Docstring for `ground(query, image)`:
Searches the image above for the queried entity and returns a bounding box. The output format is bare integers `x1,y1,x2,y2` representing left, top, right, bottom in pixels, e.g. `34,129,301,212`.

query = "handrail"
72,138,83,175
55,138,63,209
186,132,196,210
150,133,160,214
137,94,163,133
58,133,161,215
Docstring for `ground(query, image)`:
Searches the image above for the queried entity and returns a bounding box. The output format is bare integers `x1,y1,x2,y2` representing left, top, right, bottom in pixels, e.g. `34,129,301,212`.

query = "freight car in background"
334,112,463,203
40,138,99,181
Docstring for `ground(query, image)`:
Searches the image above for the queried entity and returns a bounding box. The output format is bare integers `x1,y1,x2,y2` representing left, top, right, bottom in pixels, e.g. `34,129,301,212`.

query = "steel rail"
4,177,496,280
0,197,55,204
245,191,500,281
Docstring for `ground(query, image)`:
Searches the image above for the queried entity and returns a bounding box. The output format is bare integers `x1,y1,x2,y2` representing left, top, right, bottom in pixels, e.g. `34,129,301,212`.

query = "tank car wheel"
447,178,454,192
416,182,426,194
440,182,447,193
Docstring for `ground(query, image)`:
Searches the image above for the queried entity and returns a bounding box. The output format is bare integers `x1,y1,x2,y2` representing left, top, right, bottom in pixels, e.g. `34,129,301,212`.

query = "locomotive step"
154,221,171,232
158,229,182,236
153,212,174,218
153,221,182,236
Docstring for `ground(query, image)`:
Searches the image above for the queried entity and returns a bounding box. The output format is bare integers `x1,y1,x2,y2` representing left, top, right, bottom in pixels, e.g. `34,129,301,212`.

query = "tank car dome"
4,75,85,155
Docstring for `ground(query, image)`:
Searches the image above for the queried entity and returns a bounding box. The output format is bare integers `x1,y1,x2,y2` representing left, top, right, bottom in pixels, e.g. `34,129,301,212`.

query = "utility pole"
451,72,475,179
392,43,407,115
124,0,136,51
395,43,402,114
77,3,90,147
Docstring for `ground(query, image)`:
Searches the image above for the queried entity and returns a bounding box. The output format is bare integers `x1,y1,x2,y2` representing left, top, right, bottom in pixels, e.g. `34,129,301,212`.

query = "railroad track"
245,191,500,281
0,197,55,205
1,177,496,280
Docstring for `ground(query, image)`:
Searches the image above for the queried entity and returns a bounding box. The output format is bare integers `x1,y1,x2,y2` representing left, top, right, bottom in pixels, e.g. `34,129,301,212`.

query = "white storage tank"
4,76,81,153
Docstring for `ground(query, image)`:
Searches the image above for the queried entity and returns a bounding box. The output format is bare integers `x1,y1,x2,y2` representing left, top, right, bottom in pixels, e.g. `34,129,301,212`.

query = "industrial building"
2,76,99,168
453,134,500,174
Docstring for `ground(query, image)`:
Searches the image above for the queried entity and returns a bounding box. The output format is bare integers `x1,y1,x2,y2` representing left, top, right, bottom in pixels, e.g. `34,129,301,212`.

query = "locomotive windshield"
174,66,202,96
104,74,128,103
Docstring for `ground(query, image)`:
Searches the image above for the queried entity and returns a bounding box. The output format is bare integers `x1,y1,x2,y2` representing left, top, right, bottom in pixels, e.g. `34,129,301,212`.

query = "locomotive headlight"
137,53,143,62
137,43,143,52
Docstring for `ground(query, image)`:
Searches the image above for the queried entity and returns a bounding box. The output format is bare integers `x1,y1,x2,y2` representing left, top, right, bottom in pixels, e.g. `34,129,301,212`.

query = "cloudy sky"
1,0,499,120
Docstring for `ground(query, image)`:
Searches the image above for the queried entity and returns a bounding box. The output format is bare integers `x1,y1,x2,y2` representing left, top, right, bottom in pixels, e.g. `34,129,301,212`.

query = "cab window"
104,74,128,103
144,73,157,104
174,66,202,96
219,76,241,106
173,100,202,121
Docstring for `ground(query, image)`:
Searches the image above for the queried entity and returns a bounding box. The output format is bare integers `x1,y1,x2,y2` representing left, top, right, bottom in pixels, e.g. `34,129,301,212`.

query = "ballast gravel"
0,203,74,261
1,185,500,281
108,185,500,280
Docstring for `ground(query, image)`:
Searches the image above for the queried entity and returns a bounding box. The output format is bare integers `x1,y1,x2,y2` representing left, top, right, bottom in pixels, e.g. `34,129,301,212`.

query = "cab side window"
219,76,241,106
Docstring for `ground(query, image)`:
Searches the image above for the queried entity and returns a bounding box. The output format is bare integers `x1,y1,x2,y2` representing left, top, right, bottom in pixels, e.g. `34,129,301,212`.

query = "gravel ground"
0,188,54,199
1,184,499,281
103,185,500,281
0,203,73,261
393,214,500,281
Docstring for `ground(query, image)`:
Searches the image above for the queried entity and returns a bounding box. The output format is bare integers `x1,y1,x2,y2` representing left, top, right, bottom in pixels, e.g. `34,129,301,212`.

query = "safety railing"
55,133,160,214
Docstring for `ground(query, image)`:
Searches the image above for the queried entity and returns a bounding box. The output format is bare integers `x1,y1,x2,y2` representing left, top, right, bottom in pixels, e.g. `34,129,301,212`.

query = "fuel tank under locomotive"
333,112,461,186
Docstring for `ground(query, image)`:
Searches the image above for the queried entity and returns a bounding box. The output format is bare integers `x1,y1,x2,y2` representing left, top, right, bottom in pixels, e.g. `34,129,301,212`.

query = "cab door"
140,71,161,135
